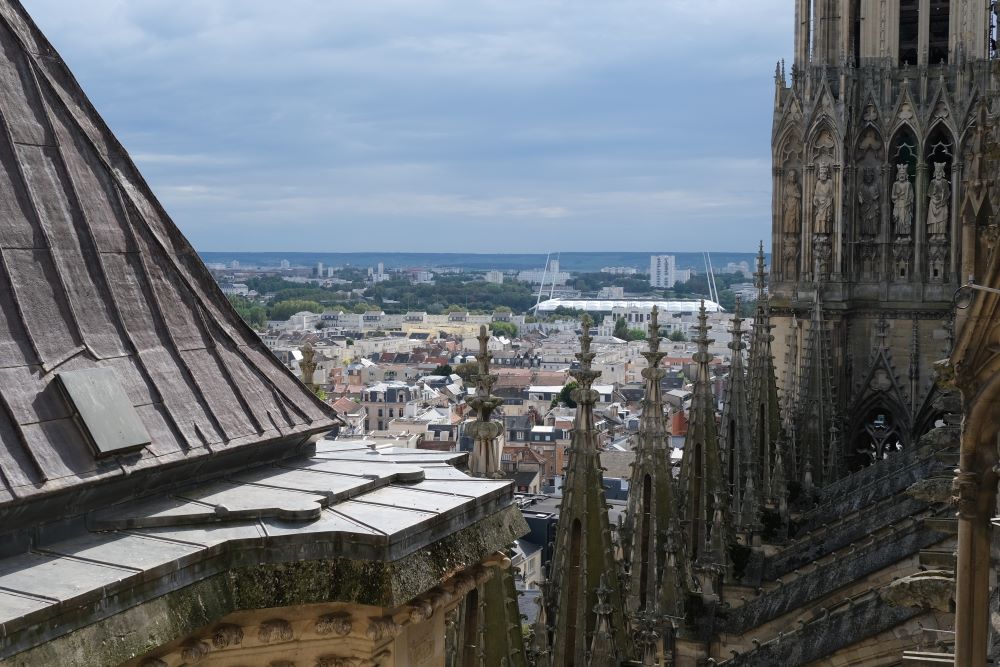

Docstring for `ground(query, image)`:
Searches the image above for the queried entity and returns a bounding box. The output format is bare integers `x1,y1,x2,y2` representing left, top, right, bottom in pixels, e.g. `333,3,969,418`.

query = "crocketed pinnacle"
678,301,729,590
746,242,784,508
547,315,632,663
465,324,504,477
719,297,757,538
587,575,621,666
462,325,528,666
625,307,685,619
793,292,836,489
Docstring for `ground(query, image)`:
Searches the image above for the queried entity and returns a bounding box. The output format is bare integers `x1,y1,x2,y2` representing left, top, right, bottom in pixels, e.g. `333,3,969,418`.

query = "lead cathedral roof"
0,0,334,513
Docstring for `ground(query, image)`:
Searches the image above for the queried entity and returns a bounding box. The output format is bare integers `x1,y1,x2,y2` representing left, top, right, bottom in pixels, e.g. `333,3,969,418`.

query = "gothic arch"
775,126,803,167
889,124,920,180
807,120,842,166
846,341,912,469
926,86,958,138
925,122,955,165
846,389,912,469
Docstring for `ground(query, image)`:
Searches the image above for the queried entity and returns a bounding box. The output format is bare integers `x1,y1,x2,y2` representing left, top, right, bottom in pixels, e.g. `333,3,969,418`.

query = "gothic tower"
771,0,988,470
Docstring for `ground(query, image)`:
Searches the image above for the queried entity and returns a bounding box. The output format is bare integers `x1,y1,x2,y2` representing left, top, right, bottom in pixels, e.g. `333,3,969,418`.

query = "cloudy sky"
24,0,791,253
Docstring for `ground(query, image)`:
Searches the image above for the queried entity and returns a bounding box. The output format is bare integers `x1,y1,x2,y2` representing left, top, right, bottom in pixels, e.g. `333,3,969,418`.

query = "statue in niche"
813,164,834,235
782,169,802,234
926,161,950,237
858,167,881,238
891,164,914,237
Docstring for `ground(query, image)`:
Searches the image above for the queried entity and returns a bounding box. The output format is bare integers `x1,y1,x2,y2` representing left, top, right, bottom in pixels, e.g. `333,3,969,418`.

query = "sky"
23,0,792,253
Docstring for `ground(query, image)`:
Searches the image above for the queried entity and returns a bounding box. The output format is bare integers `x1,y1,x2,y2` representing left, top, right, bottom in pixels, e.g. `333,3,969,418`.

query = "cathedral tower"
771,0,988,468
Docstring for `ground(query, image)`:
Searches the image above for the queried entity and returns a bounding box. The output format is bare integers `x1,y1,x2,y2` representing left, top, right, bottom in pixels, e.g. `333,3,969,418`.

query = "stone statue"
891,164,913,237
926,161,950,237
813,164,834,235
858,167,880,238
782,169,802,234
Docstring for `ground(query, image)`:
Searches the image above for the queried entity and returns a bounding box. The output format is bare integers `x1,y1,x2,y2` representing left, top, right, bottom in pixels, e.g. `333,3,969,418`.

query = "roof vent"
56,368,151,456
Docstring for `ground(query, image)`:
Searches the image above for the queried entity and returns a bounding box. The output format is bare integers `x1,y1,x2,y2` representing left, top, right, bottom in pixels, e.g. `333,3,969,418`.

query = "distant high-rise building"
649,254,678,288
279,259,290,269
484,270,504,285
315,261,324,277
229,259,240,269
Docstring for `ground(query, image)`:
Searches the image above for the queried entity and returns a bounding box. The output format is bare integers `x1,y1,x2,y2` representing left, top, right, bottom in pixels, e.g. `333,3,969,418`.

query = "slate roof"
0,1,332,513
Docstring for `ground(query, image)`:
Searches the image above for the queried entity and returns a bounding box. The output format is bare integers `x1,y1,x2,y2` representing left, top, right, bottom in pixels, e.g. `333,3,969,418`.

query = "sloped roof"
0,1,332,512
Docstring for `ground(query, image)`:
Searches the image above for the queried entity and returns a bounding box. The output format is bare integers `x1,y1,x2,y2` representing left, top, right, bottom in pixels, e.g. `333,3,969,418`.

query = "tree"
668,329,688,342
613,317,629,340
227,294,267,329
553,381,579,408
490,321,518,338
626,328,647,341
432,364,454,376
453,362,479,383
269,299,324,321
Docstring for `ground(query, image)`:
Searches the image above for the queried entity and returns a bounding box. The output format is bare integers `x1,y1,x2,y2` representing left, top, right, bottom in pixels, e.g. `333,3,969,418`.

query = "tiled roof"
0,1,332,511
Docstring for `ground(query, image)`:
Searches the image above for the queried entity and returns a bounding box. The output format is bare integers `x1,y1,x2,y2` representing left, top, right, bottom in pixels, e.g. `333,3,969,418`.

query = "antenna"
707,251,719,306
702,252,719,307
550,252,560,300
535,252,551,310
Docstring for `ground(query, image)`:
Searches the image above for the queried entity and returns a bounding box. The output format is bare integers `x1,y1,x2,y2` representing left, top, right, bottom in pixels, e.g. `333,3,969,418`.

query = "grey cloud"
23,0,790,252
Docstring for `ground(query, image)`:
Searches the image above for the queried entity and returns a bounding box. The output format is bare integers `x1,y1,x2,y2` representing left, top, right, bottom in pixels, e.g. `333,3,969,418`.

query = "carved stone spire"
793,292,836,489
547,315,631,663
529,578,552,667
678,301,729,598
300,342,317,392
587,575,621,666
465,325,503,477
746,243,784,508
719,297,756,539
624,307,686,620
462,325,528,666
770,434,790,536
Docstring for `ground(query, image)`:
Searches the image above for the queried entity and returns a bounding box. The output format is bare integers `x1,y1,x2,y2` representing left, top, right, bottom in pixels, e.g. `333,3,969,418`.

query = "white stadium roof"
534,298,724,313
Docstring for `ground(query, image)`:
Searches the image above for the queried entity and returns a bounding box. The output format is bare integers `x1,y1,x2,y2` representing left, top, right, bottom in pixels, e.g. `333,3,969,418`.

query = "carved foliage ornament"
259,619,294,644
212,623,244,649
366,615,403,642
316,612,353,636
180,640,211,663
